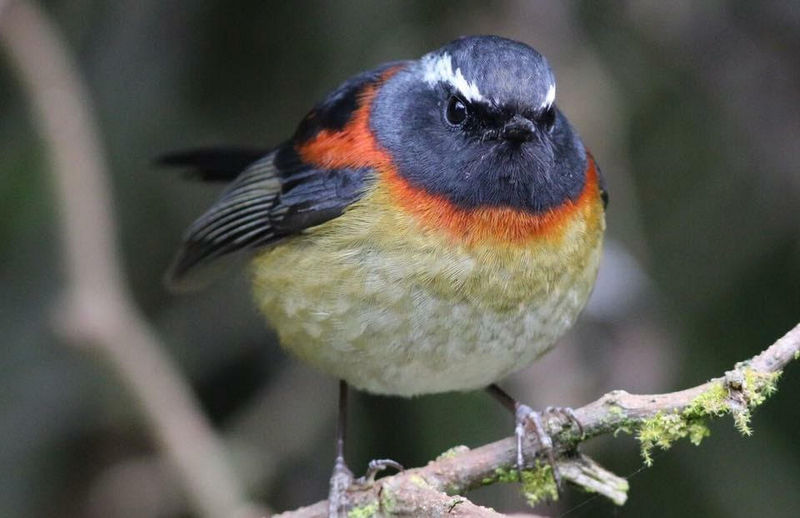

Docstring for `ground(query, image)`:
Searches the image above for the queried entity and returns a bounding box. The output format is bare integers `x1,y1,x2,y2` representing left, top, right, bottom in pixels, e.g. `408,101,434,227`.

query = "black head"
372,35,588,213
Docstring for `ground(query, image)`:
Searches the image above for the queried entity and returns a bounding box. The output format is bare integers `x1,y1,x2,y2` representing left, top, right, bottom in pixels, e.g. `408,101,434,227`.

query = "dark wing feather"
166,146,373,289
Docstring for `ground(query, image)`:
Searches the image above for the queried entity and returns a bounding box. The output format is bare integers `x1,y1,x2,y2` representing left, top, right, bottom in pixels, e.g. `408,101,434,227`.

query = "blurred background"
1,1,799,516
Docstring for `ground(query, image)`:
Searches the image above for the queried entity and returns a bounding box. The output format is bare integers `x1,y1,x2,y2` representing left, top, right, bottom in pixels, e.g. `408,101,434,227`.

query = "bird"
161,35,607,516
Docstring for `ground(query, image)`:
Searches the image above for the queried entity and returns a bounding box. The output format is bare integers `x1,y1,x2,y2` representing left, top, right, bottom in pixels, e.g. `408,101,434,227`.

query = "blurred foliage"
1,1,798,517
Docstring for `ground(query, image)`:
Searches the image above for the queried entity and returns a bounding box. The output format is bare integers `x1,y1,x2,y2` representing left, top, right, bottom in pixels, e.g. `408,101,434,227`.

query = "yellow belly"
251,184,605,396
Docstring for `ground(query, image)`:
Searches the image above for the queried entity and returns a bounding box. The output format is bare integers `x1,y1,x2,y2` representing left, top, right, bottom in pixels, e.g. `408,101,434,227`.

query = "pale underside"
251,182,605,396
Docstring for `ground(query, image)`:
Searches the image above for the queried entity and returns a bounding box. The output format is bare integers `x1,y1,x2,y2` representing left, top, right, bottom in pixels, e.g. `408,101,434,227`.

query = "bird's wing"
164,146,374,289
160,60,409,289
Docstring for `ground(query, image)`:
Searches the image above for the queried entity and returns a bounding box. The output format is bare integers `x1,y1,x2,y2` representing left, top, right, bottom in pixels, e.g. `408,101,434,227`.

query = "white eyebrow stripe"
421,53,484,102
542,83,556,109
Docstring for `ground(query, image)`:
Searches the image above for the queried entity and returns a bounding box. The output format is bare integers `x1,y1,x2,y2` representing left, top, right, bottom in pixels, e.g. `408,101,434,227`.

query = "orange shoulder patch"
296,74,396,170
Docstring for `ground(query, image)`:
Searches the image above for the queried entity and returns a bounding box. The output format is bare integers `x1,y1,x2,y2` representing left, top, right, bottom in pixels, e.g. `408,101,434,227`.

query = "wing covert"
167,146,373,288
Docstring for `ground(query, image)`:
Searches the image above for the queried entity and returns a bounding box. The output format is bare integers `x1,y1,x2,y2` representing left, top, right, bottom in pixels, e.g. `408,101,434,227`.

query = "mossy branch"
277,323,800,518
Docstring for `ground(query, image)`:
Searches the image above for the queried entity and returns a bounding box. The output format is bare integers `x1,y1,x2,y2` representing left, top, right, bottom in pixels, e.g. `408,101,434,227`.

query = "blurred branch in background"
277,323,800,517
0,1,261,517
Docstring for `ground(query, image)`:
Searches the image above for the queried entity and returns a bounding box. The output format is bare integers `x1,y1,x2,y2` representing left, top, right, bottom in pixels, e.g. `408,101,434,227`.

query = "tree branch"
277,323,800,517
0,2,261,516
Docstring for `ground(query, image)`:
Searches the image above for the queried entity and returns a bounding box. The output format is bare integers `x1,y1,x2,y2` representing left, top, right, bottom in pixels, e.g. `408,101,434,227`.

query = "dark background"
1,1,799,517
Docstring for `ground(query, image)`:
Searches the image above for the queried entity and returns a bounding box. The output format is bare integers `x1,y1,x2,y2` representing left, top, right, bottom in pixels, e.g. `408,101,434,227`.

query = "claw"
545,406,584,439
515,404,561,487
356,458,404,484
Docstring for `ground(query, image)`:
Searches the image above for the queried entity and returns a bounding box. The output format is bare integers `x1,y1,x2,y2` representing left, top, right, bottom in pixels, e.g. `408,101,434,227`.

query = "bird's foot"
515,404,558,484
355,458,404,485
328,457,403,517
514,404,582,487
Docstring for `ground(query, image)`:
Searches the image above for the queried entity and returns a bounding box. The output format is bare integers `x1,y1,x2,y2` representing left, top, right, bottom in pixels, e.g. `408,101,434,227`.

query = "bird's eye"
540,105,556,132
445,95,469,126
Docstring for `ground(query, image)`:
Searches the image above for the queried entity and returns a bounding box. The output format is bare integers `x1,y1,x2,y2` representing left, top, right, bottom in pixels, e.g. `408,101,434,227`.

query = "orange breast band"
381,154,602,246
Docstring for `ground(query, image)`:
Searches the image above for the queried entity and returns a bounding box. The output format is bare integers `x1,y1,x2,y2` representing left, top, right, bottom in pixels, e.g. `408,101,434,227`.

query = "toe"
545,406,584,438
357,458,404,484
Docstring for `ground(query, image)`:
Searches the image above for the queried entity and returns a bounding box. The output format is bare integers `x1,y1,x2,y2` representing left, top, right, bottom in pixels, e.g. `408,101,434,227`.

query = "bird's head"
372,35,590,214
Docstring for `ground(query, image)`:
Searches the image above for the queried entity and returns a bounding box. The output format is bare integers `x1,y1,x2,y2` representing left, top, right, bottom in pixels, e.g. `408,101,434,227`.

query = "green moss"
491,467,521,484
636,369,782,465
347,502,378,518
520,463,559,506
743,369,780,404
603,402,636,437
607,403,626,420
733,368,781,435
637,412,708,466
435,445,469,461
685,380,729,417
686,421,711,445
613,423,635,436
481,464,557,507
732,411,752,436
379,486,396,514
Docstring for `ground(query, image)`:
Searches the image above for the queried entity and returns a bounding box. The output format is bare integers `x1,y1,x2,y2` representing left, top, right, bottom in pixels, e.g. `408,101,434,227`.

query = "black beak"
501,114,535,142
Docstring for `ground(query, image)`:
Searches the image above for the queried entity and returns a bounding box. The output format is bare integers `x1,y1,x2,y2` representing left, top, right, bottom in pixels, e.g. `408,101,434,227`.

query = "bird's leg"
486,384,582,487
327,381,404,518
328,380,353,518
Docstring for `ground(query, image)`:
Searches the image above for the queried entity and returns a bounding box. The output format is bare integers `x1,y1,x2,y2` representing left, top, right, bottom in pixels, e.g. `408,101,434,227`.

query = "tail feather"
156,147,268,182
